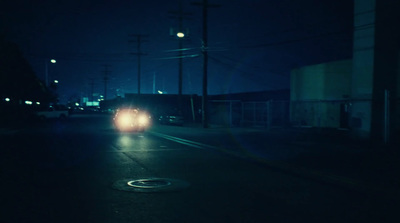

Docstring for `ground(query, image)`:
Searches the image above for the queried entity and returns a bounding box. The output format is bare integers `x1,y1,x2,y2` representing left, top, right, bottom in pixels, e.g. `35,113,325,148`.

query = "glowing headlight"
114,108,151,131
119,113,132,125
115,111,133,129
138,114,149,126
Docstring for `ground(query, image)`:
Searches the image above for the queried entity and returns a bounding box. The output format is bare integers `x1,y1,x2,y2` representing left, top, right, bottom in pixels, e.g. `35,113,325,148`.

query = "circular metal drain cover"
112,178,190,193
127,179,171,188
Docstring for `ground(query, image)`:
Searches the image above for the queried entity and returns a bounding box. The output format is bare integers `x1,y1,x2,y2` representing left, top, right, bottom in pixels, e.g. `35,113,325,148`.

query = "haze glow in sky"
1,0,353,103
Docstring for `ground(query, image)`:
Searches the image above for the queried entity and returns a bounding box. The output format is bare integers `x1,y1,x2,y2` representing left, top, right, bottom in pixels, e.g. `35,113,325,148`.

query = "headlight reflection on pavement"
118,135,134,148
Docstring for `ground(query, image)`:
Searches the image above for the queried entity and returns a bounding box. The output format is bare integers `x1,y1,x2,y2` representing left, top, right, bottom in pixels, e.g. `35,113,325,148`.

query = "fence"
208,100,290,128
205,98,400,143
291,98,400,144
290,100,353,129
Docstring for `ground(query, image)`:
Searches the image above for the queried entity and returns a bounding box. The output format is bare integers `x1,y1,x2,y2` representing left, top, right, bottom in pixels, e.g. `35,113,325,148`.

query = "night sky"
1,0,353,103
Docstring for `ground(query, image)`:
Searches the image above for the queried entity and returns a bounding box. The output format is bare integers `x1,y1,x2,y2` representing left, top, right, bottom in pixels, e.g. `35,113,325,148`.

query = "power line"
211,53,287,77
26,54,136,63
169,0,193,106
88,78,95,102
239,29,352,49
129,34,149,95
207,55,286,89
102,65,111,100
232,16,353,44
192,0,220,128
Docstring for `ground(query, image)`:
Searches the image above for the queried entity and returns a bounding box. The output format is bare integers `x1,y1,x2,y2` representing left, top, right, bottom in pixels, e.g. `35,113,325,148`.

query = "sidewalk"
150,124,400,199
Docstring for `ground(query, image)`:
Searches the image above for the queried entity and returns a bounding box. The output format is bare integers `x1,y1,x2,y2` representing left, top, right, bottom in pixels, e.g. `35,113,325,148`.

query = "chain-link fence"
206,98,399,143
208,100,290,128
291,98,400,144
290,100,352,129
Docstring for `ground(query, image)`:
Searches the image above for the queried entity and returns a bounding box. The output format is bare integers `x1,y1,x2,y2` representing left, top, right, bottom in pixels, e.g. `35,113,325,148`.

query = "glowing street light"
177,32,185,38
45,58,56,86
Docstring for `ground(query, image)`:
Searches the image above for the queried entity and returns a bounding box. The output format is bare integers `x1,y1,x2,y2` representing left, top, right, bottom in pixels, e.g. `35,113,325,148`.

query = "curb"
0,128,18,135
150,130,400,200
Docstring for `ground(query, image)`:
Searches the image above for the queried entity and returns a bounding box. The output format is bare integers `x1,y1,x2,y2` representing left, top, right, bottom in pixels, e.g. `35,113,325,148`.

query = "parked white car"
36,106,69,120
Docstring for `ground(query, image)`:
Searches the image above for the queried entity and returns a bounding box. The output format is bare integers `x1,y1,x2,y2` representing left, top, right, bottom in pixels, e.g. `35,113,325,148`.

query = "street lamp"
45,59,56,86
177,32,185,38
177,31,185,113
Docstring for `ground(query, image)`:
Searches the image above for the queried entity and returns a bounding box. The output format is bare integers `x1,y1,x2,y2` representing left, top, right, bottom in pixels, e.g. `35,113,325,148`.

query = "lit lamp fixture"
45,58,57,86
177,32,185,38
54,80,59,84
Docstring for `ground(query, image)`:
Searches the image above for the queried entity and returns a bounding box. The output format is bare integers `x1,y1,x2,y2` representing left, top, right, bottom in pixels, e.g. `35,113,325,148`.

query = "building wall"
290,0,400,143
370,0,400,144
397,52,400,145
290,60,352,128
324,60,352,99
351,0,400,143
291,64,325,101
351,0,376,138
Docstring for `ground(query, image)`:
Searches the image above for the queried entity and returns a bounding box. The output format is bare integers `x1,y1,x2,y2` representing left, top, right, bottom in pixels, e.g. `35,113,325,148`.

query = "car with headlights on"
113,108,151,132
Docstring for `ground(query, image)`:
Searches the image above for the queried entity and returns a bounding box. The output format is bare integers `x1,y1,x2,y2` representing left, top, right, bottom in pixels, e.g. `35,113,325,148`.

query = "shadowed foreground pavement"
1,115,399,222
2,116,399,198
149,123,400,200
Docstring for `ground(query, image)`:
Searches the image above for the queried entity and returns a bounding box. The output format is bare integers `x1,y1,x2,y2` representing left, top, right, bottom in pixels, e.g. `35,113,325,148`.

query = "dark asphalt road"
1,114,399,222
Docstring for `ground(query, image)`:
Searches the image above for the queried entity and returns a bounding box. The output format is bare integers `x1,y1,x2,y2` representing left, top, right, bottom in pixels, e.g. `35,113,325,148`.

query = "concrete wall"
290,60,352,128
351,0,400,143
351,0,376,138
397,52,400,145
290,0,400,143
370,0,400,144
291,60,352,101
290,64,325,101
324,60,352,99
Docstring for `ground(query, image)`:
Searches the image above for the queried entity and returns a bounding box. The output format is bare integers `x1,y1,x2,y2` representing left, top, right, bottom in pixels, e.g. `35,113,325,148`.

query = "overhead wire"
207,54,287,89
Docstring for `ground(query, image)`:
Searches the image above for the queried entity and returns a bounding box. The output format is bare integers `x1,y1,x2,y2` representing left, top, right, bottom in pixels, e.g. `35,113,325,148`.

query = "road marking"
149,131,218,150
148,131,400,199
108,144,184,152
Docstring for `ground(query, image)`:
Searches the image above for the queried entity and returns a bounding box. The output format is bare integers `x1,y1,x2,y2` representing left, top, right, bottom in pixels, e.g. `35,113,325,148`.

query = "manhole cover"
112,178,190,193
127,179,171,188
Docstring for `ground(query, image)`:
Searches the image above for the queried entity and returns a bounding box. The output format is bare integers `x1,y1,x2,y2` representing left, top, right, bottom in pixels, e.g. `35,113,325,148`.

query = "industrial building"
291,0,400,145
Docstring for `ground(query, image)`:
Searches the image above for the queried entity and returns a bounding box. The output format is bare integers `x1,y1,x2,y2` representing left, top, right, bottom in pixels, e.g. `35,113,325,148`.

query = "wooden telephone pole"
130,34,148,95
192,0,220,128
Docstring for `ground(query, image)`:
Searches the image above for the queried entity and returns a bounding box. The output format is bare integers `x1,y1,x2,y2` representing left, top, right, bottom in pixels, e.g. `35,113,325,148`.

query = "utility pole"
192,0,220,128
89,78,95,102
153,72,156,94
130,34,148,95
169,0,192,113
103,65,111,100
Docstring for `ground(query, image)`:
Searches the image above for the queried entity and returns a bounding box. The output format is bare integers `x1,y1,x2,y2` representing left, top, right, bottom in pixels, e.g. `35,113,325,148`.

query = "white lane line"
107,143,185,153
149,131,219,150
104,149,184,153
